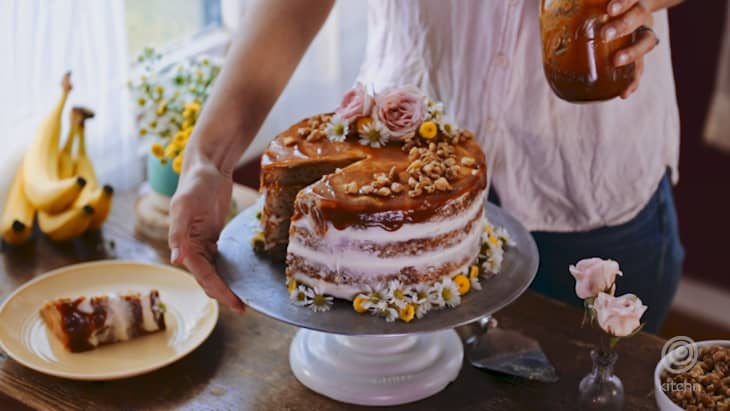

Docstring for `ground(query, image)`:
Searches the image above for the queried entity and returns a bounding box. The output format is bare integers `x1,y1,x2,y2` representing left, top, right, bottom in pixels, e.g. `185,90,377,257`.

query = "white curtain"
0,0,139,205
239,0,369,164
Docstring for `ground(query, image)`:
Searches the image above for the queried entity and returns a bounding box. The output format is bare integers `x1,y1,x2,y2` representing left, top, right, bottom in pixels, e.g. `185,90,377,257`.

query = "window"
125,0,223,58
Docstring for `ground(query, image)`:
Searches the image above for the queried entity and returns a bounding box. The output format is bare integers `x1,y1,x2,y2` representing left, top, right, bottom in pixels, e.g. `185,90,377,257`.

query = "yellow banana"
69,112,114,231
23,73,86,212
1,163,36,245
37,205,94,242
58,107,95,179
88,185,113,230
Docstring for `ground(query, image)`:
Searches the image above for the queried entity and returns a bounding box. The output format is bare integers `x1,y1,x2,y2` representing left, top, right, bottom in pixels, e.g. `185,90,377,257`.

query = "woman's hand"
602,0,660,99
168,154,246,313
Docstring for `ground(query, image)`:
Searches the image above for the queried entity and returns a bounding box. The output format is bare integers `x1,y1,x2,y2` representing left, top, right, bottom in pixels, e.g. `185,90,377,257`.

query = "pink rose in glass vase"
374,86,426,139
593,292,647,337
334,82,373,123
569,258,622,299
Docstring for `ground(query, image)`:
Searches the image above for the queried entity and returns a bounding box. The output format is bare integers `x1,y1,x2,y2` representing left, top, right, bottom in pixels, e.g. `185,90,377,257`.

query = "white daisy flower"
470,275,482,291
363,282,387,304
309,287,333,312
436,278,461,308
365,299,388,314
427,100,444,119
437,115,458,136
358,120,389,148
495,226,516,247
377,306,399,323
406,284,431,318
325,114,349,142
385,280,409,309
289,285,312,306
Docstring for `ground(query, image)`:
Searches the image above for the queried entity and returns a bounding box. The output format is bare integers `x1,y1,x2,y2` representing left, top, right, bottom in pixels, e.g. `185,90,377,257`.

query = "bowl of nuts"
655,340,730,411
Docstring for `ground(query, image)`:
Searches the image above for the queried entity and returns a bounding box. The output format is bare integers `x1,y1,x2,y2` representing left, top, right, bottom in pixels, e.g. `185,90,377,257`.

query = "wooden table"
0,190,666,410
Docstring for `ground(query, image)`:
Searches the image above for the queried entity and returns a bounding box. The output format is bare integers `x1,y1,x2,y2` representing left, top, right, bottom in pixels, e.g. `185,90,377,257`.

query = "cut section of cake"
40,290,166,352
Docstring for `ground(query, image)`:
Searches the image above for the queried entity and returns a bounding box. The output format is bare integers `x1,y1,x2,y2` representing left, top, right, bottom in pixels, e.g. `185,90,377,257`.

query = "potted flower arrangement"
128,47,221,197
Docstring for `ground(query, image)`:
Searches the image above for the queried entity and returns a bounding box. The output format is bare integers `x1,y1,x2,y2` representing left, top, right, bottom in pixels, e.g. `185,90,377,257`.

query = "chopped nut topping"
359,185,374,195
408,188,422,198
344,182,358,194
408,177,417,188
376,187,392,197
297,127,309,136
461,157,476,167
388,166,397,180
306,130,325,142
283,136,297,146
391,182,404,193
434,177,452,191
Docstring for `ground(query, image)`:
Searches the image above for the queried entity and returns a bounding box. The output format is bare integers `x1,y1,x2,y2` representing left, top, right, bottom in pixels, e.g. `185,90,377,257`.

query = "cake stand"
216,201,539,406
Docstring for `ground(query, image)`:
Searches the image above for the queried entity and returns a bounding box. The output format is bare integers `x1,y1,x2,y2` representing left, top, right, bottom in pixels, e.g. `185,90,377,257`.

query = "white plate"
0,260,218,380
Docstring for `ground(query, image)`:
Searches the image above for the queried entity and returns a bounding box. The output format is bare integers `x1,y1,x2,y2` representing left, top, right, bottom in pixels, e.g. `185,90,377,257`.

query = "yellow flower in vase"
172,153,184,174
418,121,438,139
165,143,181,159
151,143,165,158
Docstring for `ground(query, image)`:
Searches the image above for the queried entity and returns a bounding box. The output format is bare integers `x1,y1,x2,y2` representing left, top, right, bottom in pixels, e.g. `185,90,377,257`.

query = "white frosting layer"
140,293,160,332
287,190,486,299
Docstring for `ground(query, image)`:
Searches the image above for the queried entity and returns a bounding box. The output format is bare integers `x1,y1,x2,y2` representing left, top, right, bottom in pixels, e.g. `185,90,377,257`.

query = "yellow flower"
483,224,494,235
151,143,165,158
139,128,148,137
172,153,184,174
174,131,188,146
156,101,167,116
183,102,201,118
469,265,480,279
355,116,373,134
148,120,158,130
398,304,416,322
287,278,297,294
353,295,369,313
137,97,146,106
418,121,438,139
488,235,500,246
165,143,180,159
453,274,471,295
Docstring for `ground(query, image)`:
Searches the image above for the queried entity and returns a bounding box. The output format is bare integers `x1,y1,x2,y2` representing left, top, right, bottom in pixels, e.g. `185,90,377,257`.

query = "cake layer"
286,190,486,299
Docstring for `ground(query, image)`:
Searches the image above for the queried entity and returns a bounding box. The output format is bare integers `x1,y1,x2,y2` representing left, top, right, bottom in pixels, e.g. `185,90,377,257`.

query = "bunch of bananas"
0,73,114,245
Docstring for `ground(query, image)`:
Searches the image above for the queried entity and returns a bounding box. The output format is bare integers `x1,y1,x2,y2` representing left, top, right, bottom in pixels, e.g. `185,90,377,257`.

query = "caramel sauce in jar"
540,0,636,102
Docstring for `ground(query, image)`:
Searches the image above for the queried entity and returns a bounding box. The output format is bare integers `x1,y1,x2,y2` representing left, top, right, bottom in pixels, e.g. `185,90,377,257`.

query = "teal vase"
147,152,179,197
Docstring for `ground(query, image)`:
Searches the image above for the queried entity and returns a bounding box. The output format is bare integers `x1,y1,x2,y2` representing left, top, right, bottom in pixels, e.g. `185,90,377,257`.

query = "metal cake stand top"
216,200,538,336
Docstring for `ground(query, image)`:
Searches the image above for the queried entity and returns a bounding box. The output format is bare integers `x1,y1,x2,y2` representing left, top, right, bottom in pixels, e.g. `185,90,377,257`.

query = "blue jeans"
492,171,685,334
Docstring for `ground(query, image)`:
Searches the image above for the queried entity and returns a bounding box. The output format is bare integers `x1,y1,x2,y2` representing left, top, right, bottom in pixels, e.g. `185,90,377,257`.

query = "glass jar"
540,0,636,102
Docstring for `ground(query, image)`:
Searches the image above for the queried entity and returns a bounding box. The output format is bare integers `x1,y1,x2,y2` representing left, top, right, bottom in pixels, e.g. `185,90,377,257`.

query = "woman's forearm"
189,0,334,177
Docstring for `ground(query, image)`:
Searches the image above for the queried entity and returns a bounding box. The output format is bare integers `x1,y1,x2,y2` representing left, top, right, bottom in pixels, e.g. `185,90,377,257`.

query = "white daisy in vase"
358,120,389,148
309,287,333,312
325,114,349,142
426,100,444,119
289,285,313,306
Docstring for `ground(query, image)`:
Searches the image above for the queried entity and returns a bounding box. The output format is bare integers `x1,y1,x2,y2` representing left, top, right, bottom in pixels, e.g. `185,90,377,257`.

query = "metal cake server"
456,316,559,383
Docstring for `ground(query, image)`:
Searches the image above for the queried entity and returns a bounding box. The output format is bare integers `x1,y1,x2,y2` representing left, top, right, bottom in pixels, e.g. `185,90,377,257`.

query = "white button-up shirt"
357,0,680,232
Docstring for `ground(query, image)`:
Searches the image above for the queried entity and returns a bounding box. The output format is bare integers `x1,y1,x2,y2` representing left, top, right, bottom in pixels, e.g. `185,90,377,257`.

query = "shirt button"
486,118,497,133
495,53,508,67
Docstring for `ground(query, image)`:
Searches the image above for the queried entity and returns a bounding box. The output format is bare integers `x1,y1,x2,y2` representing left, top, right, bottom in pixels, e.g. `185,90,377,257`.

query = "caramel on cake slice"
40,290,166,352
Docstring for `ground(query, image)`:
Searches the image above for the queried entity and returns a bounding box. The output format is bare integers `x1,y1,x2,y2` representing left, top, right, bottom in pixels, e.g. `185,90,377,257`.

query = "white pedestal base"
289,329,463,406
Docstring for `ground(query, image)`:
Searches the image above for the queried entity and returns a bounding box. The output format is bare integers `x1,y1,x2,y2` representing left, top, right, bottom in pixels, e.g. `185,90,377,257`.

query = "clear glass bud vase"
578,349,624,410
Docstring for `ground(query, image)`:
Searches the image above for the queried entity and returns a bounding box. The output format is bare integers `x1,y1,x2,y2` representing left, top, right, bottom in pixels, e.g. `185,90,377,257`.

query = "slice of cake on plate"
40,290,166,352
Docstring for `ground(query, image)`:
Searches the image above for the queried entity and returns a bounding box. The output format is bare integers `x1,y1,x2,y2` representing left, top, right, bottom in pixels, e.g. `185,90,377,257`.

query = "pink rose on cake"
569,258,622,299
335,82,373,123
374,86,426,139
593,292,647,337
